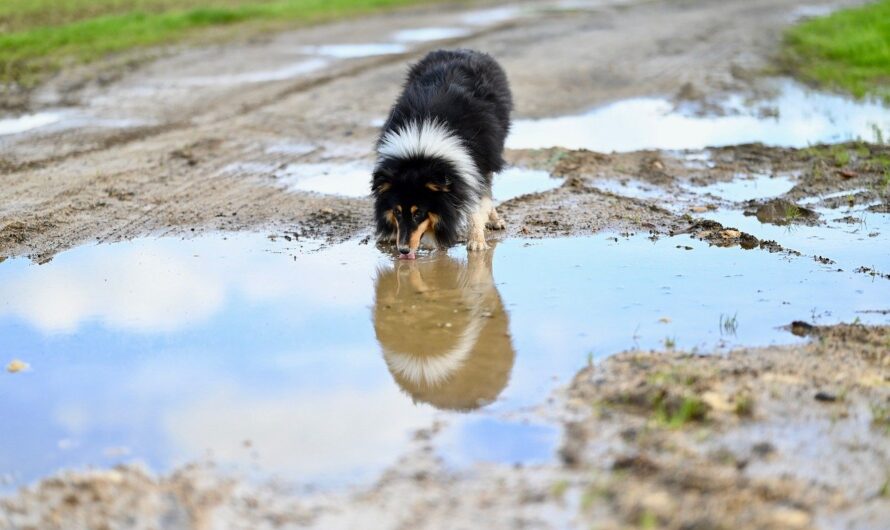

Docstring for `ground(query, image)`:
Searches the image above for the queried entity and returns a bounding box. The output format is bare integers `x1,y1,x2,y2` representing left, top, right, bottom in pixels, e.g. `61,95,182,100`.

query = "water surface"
2,231,888,490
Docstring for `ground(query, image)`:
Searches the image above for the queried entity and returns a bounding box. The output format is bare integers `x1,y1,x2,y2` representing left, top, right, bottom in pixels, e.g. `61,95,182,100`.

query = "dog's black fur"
372,49,513,255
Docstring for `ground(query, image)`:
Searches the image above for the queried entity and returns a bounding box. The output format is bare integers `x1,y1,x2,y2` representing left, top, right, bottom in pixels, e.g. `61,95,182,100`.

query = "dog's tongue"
399,252,416,260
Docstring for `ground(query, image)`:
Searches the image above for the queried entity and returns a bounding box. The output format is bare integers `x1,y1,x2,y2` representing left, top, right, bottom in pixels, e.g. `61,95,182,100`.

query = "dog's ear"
372,168,393,195
424,174,452,193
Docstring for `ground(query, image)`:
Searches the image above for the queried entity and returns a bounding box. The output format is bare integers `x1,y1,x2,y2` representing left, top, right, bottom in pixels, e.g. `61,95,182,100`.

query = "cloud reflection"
0,237,379,333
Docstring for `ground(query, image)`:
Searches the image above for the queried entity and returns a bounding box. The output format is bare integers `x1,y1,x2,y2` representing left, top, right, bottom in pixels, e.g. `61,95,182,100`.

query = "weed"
654,395,708,428
880,477,890,498
871,403,890,434
639,510,658,529
784,203,802,222
663,337,676,350
830,145,851,166
734,393,754,417
719,312,738,336
550,479,570,501
872,123,886,145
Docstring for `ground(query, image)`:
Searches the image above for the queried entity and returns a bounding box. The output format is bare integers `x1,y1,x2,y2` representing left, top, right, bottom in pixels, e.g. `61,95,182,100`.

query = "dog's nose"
398,247,411,255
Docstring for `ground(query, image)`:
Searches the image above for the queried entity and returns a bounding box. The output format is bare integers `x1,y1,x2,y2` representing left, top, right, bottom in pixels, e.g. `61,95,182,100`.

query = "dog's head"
372,158,471,259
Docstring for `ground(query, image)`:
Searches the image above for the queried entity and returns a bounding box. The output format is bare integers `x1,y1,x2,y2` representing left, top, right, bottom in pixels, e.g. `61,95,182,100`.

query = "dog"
372,49,513,259
373,244,515,411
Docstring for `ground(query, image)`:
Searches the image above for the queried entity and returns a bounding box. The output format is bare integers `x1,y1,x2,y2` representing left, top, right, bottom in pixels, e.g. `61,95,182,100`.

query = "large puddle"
2,231,889,490
508,80,890,152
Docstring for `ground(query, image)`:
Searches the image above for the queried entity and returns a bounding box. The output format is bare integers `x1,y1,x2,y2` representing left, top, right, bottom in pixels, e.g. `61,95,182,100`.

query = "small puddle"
273,163,562,201
2,231,888,489
508,80,890,152
686,174,798,202
176,58,328,86
0,112,63,136
298,43,407,59
460,6,523,26
391,27,471,42
693,205,890,275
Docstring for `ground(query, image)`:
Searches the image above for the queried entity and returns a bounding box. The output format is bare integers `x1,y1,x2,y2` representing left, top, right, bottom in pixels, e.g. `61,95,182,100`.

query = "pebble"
6,360,29,373
814,391,837,402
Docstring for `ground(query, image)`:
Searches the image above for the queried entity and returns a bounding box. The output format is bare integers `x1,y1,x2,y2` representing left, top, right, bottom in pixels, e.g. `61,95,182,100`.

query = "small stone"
690,206,709,213
720,229,741,239
814,391,837,402
6,360,28,373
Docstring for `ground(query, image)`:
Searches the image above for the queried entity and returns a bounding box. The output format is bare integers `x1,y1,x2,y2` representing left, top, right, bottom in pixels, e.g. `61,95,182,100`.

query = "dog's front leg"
467,197,492,251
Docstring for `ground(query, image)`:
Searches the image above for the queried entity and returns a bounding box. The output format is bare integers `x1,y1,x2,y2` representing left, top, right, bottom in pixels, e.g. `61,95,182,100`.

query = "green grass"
784,0,890,102
0,0,441,87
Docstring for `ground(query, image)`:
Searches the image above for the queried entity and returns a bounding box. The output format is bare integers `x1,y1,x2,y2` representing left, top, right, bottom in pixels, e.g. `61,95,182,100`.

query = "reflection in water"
374,247,515,411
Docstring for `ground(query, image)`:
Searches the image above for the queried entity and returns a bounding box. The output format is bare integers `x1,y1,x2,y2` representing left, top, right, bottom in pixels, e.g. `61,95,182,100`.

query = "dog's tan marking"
410,205,418,215
375,182,391,193
425,182,450,192
387,209,400,246
428,212,440,229
408,218,431,251
395,205,402,213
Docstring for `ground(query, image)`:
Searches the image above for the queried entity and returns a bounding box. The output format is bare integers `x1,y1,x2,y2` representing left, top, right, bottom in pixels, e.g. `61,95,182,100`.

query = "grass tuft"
784,1,890,102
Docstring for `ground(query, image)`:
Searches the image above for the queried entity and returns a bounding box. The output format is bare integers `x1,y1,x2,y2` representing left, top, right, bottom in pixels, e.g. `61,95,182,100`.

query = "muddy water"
2,231,889,489
508,80,890,152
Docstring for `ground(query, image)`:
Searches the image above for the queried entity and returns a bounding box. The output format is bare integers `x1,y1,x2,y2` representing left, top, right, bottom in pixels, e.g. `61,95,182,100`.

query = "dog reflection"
373,246,515,411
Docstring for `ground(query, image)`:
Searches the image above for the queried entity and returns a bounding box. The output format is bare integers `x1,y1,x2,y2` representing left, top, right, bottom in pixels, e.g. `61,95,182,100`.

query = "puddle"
686,174,797,202
493,167,562,201
277,161,371,196
391,27,471,42
264,141,318,156
0,112,63,136
508,80,890,152
298,44,407,59
175,58,328,86
2,231,889,489
790,5,838,21
460,6,523,26
274,163,561,201
693,206,890,274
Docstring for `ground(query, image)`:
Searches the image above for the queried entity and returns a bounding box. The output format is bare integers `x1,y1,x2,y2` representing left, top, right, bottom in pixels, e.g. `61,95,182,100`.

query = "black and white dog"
372,49,513,259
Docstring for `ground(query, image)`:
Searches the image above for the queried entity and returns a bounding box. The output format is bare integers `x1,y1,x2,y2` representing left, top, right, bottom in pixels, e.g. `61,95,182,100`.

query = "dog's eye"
413,212,422,222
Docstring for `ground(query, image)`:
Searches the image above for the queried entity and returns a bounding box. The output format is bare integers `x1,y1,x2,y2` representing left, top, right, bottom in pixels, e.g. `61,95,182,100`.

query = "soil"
1,0,888,528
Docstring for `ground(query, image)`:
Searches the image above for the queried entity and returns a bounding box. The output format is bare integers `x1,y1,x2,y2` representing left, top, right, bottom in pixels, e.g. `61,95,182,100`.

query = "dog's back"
382,49,513,182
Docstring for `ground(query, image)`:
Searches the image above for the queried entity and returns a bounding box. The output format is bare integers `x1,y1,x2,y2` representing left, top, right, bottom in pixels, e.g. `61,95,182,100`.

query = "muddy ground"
1,0,889,528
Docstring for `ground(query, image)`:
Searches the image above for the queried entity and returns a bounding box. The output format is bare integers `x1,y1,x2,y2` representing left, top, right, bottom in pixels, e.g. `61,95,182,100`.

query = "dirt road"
0,0,867,262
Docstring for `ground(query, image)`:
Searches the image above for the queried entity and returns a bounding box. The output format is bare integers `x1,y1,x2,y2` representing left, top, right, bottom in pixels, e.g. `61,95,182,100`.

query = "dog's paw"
486,219,506,230
467,238,490,251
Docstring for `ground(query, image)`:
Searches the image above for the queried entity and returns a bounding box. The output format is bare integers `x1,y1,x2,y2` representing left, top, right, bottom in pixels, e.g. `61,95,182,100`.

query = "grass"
719,312,738,336
784,0,890,102
0,0,442,87
653,394,708,428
